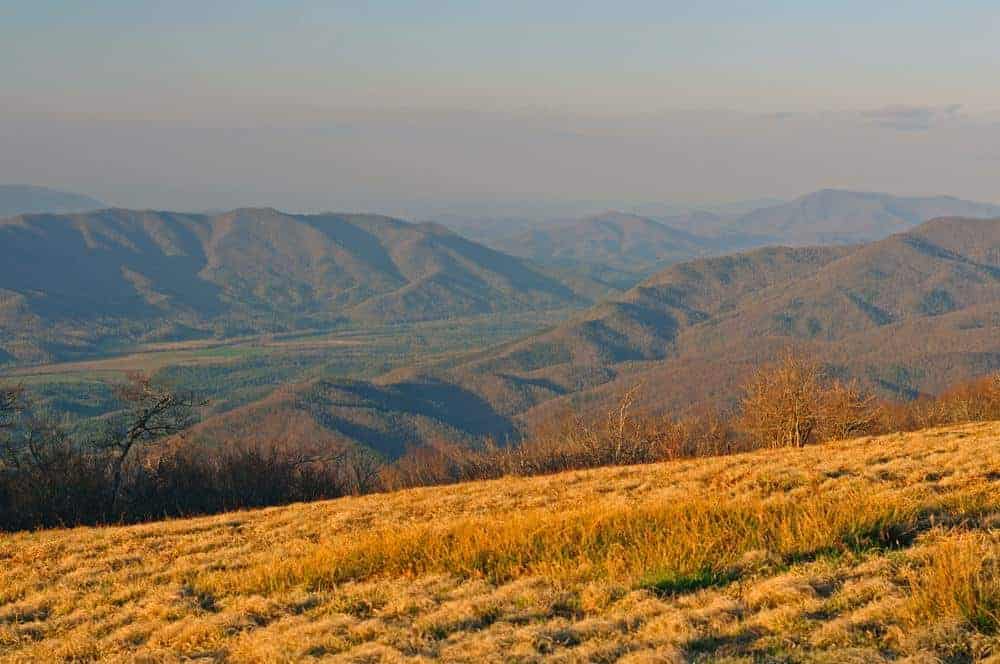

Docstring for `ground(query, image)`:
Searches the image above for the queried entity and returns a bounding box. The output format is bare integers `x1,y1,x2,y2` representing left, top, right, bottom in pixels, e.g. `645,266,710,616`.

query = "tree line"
3,356,999,531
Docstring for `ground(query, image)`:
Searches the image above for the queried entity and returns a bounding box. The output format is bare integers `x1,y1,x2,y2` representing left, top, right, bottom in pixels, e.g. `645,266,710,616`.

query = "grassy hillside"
2,422,998,661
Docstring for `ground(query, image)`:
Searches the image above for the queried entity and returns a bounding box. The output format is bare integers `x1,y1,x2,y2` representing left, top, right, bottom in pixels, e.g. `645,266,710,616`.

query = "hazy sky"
3,1,1000,213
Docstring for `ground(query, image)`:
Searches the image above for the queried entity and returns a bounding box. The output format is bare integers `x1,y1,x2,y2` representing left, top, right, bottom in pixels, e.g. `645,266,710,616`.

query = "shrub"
0,373,204,530
882,372,1000,432
125,443,367,520
0,415,110,530
385,389,743,489
381,439,500,491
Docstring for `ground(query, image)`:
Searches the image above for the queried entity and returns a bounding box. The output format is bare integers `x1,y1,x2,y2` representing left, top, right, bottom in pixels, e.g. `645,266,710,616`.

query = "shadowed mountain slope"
517,216,1000,421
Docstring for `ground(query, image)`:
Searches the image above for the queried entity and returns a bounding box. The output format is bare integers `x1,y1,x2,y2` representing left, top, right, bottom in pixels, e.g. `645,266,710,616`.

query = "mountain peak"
736,190,1000,245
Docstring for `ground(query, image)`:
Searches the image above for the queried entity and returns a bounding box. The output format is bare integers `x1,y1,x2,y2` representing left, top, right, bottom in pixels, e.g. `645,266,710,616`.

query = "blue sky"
2,2,1000,210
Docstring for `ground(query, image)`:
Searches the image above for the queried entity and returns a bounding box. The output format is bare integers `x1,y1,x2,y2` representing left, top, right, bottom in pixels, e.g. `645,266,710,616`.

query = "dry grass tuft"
905,532,1000,634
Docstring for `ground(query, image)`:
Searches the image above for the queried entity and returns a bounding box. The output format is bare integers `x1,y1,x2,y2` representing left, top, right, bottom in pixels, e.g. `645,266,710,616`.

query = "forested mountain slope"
193,217,1000,456
0,208,594,364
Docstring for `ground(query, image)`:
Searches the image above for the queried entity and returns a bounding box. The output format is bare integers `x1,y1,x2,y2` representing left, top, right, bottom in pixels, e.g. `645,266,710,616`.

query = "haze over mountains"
0,208,593,364
191,215,1000,457
729,189,1000,245
491,211,716,273
429,198,784,248
472,189,1000,277
0,185,105,217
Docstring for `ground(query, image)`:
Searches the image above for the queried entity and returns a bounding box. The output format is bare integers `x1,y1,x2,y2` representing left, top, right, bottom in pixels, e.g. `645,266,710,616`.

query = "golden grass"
216,487,991,597
905,533,1000,633
2,421,999,662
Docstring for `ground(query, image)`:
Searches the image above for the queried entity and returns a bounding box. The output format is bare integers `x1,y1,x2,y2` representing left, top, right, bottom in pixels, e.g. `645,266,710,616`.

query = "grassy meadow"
2,421,999,662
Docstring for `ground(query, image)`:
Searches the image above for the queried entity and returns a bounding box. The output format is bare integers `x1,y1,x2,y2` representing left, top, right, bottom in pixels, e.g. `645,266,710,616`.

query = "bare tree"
1,416,69,474
819,379,882,442
341,447,383,494
0,385,24,433
98,373,205,511
607,382,644,465
738,353,826,448
738,352,880,448
0,385,28,471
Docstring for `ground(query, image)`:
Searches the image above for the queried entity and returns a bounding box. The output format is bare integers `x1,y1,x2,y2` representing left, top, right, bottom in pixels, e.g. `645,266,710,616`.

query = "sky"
2,1,1000,214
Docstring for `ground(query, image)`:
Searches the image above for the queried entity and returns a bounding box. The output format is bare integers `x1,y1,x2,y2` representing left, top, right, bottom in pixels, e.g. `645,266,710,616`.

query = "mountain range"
727,189,1000,245
190,215,1000,457
480,190,1000,276
491,211,717,272
0,208,596,364
4,189,999,457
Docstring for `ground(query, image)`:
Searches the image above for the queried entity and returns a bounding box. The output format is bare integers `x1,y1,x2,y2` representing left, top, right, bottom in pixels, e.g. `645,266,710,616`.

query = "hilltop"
492,211,714,273
731,189,1000,245
3,421,998,661
0,208,595,364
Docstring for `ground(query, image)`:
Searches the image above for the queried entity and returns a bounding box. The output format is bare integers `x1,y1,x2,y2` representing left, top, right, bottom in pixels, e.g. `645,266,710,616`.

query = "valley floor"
2,423,1000,662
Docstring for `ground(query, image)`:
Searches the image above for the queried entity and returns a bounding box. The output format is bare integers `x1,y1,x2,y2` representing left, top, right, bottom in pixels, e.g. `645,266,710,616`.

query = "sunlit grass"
201,486,995,599
906,532,1000,634
1,421,999,662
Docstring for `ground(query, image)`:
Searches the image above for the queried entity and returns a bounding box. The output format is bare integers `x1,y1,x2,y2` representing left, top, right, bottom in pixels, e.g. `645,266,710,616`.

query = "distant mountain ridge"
730,189,1000,245
0,208,594,364
479,190,1000,278
492,211,714,272
0,185,105,217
